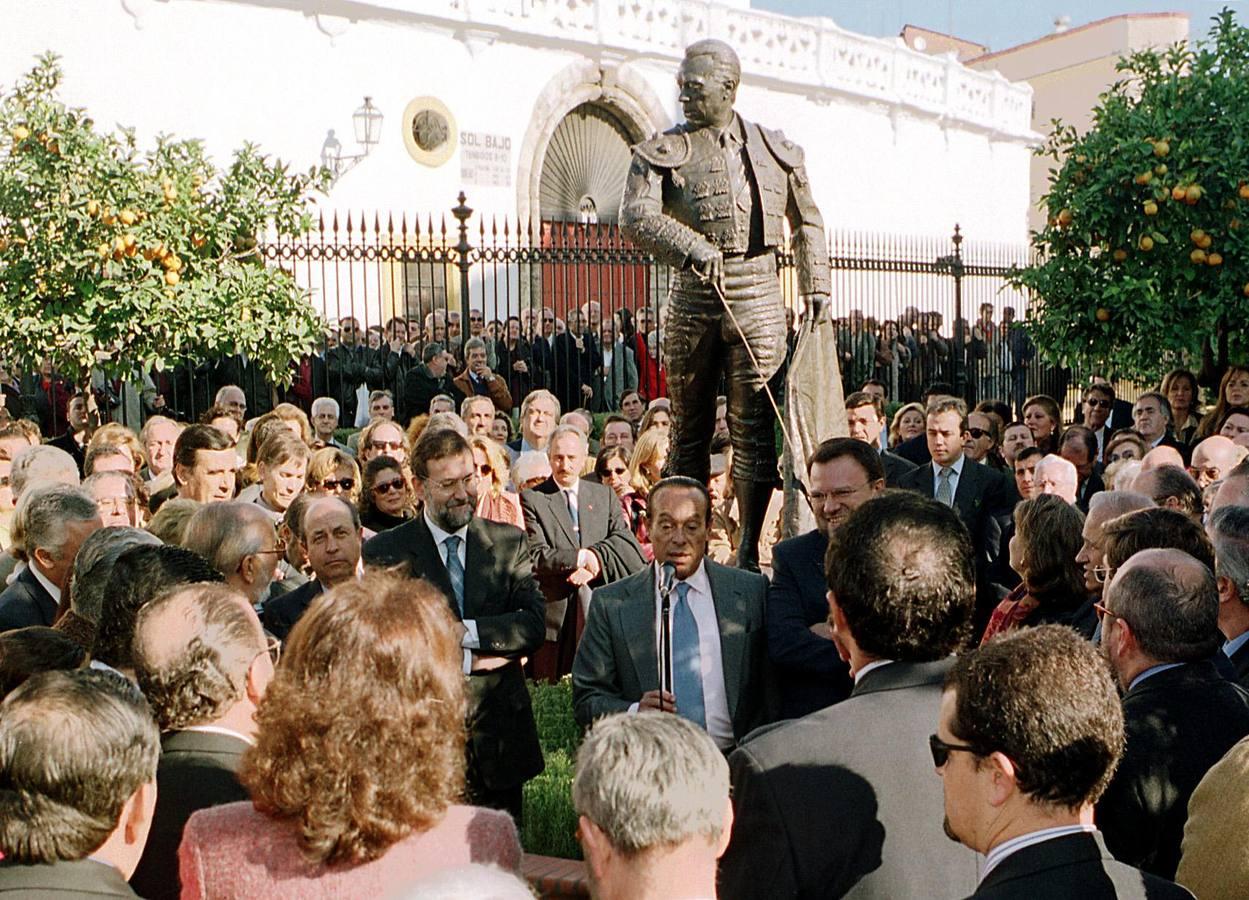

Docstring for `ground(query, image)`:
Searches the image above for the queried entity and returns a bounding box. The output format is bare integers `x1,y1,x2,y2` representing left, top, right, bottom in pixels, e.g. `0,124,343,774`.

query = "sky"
750,1,1241,51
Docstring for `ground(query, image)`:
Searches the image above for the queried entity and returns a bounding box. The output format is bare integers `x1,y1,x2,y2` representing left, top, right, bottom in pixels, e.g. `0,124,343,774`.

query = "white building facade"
2,0,1036,324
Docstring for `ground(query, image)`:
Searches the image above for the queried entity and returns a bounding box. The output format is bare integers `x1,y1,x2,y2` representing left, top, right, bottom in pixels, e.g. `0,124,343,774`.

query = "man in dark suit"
48,390,90,474
530,307,559,393
572,476,774,751
897,396,1010,626
939,626,1193,899
767,438,882,719
719,491,980,900
845,391,915,487
364,428,545,823
1210,505,1249,686
1132,392,1186,457
0,484,101,632
521,425,645,681
130,583,273,900
1096,548,1249,879
263,495,362,641
0,668,159,898
1060,424,1105,513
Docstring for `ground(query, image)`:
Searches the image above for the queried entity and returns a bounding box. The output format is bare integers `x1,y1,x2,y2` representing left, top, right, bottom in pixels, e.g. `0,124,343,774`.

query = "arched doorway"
538,102,636,225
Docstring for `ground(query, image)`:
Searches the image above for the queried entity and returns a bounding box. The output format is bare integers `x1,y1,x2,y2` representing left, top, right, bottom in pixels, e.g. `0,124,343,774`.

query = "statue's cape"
784,307,848,494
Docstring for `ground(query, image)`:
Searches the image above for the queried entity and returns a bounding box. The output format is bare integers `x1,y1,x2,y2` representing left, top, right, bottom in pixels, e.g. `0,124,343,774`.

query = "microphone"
660,561,677,596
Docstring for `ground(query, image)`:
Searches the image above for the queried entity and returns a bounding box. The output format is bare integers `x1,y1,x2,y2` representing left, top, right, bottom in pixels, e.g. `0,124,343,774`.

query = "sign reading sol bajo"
403,96,457,168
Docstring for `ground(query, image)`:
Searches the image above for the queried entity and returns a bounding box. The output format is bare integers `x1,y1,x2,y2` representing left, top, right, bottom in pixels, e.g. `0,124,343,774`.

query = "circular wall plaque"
402,96,456,167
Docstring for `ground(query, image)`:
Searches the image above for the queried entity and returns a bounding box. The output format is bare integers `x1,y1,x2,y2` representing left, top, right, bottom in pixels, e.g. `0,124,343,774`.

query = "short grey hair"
548,424,588,455
573,712,728,855
519,389,560,420
512,450,551,486
18,484,99,561
429,393,456,413
425,411,469,437
1209,505,1249,600
1088,490,1154,524
67,527,161,622
181,502,274,579
10,445,79,501
464,336,487,356
460,394,494,419
311,396,339,418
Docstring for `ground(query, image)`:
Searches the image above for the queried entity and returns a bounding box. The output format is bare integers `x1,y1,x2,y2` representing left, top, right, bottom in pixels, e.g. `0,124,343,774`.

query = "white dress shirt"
853,658,895,684
629,561,734,751
424,511,479,673
182,724,257,747
931,454,966,501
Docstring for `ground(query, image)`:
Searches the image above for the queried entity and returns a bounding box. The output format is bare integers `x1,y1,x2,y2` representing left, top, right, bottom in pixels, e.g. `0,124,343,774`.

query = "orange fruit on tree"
1186,184,1203,204
119,209,136,226
1134,171,1153,186
1198,235,1213,250
1172,185,1188,202
1056,208,1073,227
1143,201,1159,216
1096,308,1111,322
1240,183,1249,200
1208,252,1223,266
1139,235,1155,251
1153,140,1170,157
11,125,29,142
164,271,180,286
1113,248,1128,262
1154,164,1168,176
1191,249,1207,264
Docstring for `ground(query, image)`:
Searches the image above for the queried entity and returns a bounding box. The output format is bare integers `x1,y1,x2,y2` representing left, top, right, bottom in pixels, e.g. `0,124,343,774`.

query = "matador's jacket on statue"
620,66,830,569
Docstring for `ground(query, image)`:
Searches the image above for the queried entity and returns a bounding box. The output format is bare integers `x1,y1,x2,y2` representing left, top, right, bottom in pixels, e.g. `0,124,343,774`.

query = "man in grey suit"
572,476,775,750
595,316,638,413
521,425,646,681
719,490,980,899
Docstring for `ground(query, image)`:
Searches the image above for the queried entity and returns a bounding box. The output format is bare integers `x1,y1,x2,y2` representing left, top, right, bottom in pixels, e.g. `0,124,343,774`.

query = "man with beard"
766,438,883,719
363,428,545,823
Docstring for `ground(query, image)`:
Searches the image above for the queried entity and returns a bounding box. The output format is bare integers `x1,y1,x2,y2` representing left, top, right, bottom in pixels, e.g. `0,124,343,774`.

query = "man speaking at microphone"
572,476,776,750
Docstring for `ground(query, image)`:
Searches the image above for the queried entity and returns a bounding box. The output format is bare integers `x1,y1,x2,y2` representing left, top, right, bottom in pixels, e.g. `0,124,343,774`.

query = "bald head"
1105,548,1221,675
132,583,267,732
1211,475,1249,515
1034,454,1078,504
1140,445,1184,472
1190,436,1246,489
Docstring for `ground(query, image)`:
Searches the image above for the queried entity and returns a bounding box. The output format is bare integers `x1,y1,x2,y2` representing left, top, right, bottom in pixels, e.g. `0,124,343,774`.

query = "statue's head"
678,40,740,129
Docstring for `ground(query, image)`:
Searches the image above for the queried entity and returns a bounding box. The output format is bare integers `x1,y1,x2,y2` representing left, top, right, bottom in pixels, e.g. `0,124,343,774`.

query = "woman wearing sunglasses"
594,445,650,560
306,447,362,507
360,456,414,533
470,436,523,529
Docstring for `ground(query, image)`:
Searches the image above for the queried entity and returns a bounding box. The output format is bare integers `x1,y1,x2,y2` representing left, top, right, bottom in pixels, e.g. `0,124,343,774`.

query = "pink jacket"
179,802,521,899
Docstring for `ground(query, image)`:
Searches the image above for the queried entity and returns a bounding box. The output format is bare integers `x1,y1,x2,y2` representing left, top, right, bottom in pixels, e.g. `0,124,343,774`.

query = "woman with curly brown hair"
177,573,521,897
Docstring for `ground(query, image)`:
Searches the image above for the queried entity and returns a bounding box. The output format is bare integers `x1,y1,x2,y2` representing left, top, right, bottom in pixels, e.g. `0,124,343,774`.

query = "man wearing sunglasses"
935,626,1192,899
721,491,978,899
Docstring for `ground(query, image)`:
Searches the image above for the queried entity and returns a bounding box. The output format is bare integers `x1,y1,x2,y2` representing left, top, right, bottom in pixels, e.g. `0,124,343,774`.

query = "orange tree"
0,53,329,388
1013,9,1249,382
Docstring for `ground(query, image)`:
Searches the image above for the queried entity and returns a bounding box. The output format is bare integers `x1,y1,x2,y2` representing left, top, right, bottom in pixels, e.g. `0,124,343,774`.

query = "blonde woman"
628,428,669,498
470,436,523,529
889,402,925,448
305,447,362,507
86,423,146,474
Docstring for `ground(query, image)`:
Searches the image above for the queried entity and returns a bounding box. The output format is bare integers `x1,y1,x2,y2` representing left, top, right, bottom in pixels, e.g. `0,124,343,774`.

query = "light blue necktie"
936,466,954,507
672,582,706,729
565,489,580,537
443,535,465,615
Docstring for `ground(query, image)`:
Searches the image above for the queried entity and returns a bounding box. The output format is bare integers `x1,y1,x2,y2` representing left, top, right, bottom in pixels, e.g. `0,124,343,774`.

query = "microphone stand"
659,570,673,713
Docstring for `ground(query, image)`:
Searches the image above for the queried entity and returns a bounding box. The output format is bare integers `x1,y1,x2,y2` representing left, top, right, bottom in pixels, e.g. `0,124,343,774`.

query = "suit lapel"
22,567,56,625
540,479,579,547
705,561,744,722
953,460,980,520
620,566,660,694
463,518,494,619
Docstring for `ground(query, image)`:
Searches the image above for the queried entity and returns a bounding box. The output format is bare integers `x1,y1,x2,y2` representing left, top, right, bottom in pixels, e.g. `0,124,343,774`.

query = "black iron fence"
110,193,1147,431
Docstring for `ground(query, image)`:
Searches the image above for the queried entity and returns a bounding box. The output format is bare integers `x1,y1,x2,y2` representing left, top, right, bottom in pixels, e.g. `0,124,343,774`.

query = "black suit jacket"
129,730,249,900
0,858,138,897
49,430,86,475
1228,640,1249,689
572,561,775,743
0,566,57,631
720,660,979,899
893,433,931,466
1096,660,1249,879
363,515,545,791
971,832,1194,899
766,530,851,719
880,449,917,487
261,579,324,641
519,477,645,641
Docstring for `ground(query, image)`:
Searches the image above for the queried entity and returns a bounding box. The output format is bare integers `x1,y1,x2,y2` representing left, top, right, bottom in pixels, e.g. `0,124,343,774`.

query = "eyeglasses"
372,479,405,495
965,427,991,440
604,466,628,476
1085,398,1112,409
1093,602,1130,630
253,539,289,556
369,440,404,452
1093,564,1115,585
319,477,355,492
430,473,478,493
929,734,982,767
256,635,281,667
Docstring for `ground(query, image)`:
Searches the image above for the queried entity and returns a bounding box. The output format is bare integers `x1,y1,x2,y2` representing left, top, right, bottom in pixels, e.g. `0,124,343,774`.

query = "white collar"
29,562,61,604
854,659,895,684
424,510,469,547
932,454,966,477
557,478,580,498
182,724,257,747
653,559,712,598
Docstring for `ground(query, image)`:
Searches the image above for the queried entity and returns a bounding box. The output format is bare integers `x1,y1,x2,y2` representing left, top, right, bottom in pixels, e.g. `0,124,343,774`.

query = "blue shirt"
1128,662,1184,692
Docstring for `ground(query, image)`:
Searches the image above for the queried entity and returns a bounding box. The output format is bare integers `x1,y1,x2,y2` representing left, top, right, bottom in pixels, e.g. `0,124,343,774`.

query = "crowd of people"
4,299,1249,899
